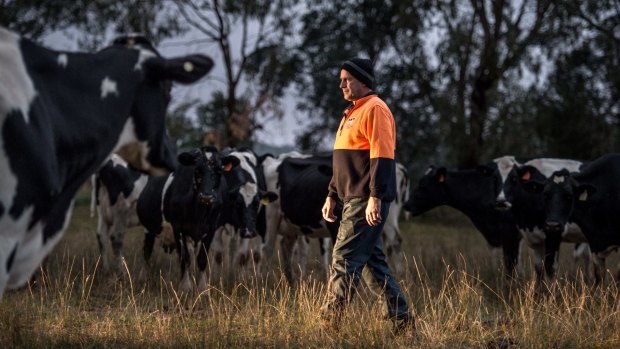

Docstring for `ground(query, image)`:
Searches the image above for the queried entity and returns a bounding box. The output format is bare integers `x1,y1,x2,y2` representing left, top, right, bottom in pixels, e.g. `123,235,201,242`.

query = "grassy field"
2,188,620,348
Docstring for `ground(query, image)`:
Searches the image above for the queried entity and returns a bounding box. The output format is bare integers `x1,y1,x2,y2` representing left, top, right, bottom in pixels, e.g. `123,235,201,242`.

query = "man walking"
321,57,414,335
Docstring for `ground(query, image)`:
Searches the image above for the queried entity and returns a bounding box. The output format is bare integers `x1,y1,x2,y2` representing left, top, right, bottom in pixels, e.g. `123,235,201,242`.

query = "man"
321,57,414,335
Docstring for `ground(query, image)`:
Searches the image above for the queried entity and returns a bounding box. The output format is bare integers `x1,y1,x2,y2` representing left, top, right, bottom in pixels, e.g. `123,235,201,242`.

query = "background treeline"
3,0,620,174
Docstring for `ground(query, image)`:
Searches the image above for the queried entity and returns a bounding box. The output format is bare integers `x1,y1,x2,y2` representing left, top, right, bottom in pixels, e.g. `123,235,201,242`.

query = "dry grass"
2,191,620,348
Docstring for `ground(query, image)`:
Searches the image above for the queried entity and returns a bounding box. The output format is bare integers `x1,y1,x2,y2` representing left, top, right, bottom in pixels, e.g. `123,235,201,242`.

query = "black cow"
137,147,239,292
259,151,408,282
91,154,148,274
404,165,522,278
528,154,620,284
0,27,213,298
493,156,590,286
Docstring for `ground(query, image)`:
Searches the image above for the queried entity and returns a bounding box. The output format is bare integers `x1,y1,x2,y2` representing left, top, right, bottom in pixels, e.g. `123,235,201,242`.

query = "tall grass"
2,195,620,348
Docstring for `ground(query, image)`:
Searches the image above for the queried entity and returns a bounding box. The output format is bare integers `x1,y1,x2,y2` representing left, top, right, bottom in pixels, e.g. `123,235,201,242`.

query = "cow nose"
198,193,216,206
545,221,562,232
495,199,512,210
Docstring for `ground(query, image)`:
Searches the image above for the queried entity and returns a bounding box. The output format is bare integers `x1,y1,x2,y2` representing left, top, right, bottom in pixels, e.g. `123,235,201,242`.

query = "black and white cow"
493,156,590,285
259,151,408,281
404,165,523,278
91,154,148,274
0,27,213,298
137,147,239,292
209,148,278,279
527,154,620,284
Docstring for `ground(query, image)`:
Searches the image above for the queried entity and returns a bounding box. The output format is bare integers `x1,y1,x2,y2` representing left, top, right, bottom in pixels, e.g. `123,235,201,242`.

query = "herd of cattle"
2,26,620,300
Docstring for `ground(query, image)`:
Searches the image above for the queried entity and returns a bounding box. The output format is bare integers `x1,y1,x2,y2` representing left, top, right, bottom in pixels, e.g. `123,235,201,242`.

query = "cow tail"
90,174,97,218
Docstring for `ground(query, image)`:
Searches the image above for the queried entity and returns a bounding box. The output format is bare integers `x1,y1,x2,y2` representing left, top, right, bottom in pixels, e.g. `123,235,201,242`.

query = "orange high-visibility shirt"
328,94,397,202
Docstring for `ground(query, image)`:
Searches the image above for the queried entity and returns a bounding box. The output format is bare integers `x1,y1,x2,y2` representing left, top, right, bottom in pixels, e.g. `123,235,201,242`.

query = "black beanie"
341,58,374,89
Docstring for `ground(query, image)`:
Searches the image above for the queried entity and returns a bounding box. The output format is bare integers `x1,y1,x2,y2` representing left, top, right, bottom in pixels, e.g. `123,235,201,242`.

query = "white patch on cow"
57,53,68,68
0,29,37,225
205,151,214,160
579,190,588,202
112,118,162,175
100,76,119,99
134,49,156,71
239,182,258,206
553,175,565,184
161,174,175,225
493,156,521,201
0,27,36,125
524,158,582,177
573,243,591,260
562,222,586,243
6,200,74,290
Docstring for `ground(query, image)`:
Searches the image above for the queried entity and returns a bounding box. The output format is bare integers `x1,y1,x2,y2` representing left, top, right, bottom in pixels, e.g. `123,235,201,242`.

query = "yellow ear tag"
579,190,588,201
438,174,445,183
223,163,233,172
521,171,531,181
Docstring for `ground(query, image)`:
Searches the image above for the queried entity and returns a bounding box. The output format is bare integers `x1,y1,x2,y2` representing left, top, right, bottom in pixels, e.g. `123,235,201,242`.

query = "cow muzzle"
198,193,216,206
544,220,563,233
495,199,512,211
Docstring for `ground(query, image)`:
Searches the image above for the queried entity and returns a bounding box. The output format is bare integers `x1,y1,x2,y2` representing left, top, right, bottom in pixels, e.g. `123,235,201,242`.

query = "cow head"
404,166,448,216
177,147,223,208
111,34,214,176
527,169,596,234
499,165,546,212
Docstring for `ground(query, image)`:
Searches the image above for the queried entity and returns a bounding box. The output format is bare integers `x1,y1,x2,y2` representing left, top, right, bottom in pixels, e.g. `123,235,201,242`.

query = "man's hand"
366,197,382,226
322,197,337,222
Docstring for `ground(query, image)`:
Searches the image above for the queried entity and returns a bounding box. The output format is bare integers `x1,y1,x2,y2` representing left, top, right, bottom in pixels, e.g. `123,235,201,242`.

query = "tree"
173,0,300,148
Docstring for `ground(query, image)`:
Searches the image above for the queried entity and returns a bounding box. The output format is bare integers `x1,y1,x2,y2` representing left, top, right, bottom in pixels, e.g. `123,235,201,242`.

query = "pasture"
1,187,620,348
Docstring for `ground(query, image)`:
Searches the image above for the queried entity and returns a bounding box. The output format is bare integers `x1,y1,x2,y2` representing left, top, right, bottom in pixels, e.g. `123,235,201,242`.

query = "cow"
208,148,278,280
259,151,408,282
493,156,590,286
137,147,240,293
404,165,523,279
525,154,620,285
0,26,213,298
91,154,148,274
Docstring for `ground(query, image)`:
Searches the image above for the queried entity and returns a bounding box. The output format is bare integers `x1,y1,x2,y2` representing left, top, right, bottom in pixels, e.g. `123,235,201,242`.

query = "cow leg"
573,243,592,282
295,236,309,280
501,239,520,281
543,235,561,286
592,253,606,286
529,243,546,291
177,233,193,294
196,230,217,293
210,226,227,281
381,218,405,275
96,214,110,272
319,238,332,279
260,206,283,269
280,232,298,283
110,215,128,274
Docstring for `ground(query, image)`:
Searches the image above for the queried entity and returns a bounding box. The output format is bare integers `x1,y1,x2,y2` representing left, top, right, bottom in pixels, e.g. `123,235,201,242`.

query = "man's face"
339,69,368,102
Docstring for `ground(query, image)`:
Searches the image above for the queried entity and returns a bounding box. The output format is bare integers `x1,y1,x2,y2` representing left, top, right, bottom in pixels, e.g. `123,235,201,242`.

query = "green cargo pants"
320,197,411,323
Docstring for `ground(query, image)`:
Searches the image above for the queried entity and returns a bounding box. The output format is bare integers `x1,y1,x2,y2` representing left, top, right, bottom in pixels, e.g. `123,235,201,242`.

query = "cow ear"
221,155,240,172
437,167,447,183
522,180,544,193
178,152,196,166
577,184,597,202
146,54,214,84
